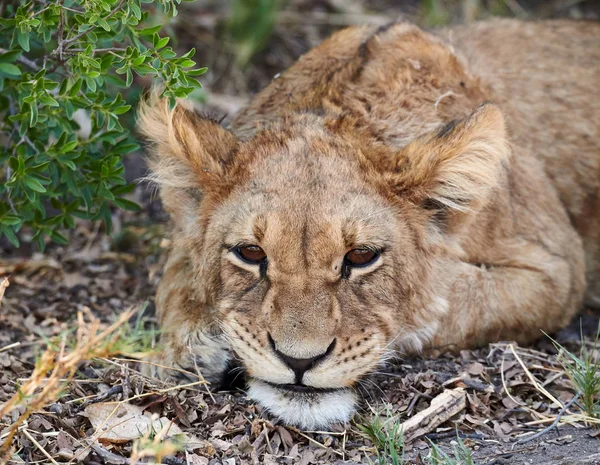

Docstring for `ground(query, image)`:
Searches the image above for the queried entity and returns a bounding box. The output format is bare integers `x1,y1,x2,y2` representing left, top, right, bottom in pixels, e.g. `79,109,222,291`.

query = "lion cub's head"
140,95,508,429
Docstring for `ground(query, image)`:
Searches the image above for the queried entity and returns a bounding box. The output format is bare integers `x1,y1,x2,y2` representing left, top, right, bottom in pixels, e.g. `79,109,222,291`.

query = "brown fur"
139,19,599,426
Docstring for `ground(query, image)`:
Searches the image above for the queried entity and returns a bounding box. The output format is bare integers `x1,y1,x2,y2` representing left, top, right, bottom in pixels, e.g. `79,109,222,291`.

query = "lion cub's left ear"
390,104,510,231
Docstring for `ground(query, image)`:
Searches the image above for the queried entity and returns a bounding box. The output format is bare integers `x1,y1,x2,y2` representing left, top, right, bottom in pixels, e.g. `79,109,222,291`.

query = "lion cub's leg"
431,237,586,350
148,250,231,385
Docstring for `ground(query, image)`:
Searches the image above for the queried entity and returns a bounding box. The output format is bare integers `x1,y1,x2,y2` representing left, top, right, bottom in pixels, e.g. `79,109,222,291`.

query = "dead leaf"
467,362,485,376
85,402,206,451
186,454,209,465
276,425,294,451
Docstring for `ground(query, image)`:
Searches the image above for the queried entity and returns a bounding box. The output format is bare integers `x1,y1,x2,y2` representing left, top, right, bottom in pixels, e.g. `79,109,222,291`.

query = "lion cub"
140,19,600,429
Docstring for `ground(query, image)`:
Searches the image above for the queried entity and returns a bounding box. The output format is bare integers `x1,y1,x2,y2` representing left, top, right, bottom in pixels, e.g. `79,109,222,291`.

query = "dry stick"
524,413,600,426
22,429,60,465
287,427,344,456
107,357,208,385
516,392,581,445
0,277,9,306
500,355,549,421
88,441,146,465
0,342,20,353
542,371,566,388
509,344,563,407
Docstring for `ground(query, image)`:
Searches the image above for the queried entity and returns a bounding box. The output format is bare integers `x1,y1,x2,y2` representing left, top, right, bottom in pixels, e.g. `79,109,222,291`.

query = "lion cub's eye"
235,245,267,264
344,248,379,267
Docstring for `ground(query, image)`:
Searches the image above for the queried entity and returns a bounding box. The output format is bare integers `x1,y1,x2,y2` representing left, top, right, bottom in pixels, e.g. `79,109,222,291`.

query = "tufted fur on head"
138,92,239,235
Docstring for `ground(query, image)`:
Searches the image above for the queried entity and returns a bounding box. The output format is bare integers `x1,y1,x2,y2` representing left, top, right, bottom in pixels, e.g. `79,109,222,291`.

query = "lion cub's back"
447,19,600,299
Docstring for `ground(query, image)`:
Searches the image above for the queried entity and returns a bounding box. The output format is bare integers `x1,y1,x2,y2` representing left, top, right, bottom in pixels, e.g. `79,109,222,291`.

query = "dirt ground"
2,1,600,464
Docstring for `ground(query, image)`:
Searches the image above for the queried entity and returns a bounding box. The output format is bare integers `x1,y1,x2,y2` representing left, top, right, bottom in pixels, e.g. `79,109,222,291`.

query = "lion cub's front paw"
147,331,233,388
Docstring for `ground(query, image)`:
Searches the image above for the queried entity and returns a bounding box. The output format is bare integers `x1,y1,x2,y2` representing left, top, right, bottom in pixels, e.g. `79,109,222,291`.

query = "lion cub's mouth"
247,378,357,430
264,381,343,394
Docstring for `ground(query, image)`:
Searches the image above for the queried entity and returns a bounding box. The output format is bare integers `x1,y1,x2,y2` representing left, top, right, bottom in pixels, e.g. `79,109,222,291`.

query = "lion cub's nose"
268,334,336,384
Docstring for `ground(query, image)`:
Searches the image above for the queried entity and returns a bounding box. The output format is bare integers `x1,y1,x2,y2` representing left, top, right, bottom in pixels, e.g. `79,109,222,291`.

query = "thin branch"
60,0,126,48
516,392,581,444
60,5,84,14
0,47,39,70
22,429,60,465
62,47,127,54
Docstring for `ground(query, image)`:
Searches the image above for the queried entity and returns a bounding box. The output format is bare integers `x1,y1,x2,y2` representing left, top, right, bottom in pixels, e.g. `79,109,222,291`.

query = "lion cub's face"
141,100,508,429
207,130,426,428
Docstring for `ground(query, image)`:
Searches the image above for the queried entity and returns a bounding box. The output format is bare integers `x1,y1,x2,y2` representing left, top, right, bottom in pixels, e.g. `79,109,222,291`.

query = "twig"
398,388,467,442
60,0,125,48
425,431,486,440
63,47,127,54
121,365,131,400
0,277,9,307
287,426,344,456
500,355,549,421
21,429,59,465
79,385,123,410
88,441,145,464
0,342,19,353
508,344,562,407
516,392,581,445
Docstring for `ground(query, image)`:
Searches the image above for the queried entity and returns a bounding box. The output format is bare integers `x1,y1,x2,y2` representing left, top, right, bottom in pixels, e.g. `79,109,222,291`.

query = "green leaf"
0,216,22,226
97,17,111,31
113,198,141,211
179,59,195,68
61,140,78,153
187,67,208,76
1,227,20,248
0,50,22,63
29,104,38,127
70,78,83,96
39,93,59,107
132,63,154,75
50,229,69,245
130,2,142,20
113,104,131,115
34,233,46,252
24,177,47,193
155,36,169,50
17,30,30,52
61,159,77,170
85,75,97,92
0,63,21,78
138,25,162,36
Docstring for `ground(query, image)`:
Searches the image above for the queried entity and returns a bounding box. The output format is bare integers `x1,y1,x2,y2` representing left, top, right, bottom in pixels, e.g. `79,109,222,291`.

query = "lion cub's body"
142,19,600,428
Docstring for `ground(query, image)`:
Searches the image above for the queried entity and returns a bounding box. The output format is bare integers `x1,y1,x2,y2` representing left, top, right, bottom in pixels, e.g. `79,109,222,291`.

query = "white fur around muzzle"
247,379,357,430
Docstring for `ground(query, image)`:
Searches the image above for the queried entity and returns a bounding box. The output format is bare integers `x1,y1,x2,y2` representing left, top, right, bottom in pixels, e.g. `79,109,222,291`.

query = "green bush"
0,0,206,250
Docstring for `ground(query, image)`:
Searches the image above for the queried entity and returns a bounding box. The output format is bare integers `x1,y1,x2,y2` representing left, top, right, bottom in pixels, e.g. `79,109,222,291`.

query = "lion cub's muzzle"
268,333,336,385
225,317,383,429
245,334,358,430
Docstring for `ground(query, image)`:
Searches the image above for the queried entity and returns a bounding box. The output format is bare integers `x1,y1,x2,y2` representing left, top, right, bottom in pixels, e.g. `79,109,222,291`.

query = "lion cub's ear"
138,94,238,232
391,104,510,232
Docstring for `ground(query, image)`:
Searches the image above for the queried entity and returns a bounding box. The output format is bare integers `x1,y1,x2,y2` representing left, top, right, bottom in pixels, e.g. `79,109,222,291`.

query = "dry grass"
0,306,139,461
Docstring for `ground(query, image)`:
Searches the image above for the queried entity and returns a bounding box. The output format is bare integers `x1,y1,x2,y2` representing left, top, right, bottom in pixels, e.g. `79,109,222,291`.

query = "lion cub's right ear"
138,94,238,232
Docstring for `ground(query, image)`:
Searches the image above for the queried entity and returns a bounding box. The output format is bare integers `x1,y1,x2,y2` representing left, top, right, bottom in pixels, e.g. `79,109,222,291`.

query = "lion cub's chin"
247,379,357,430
